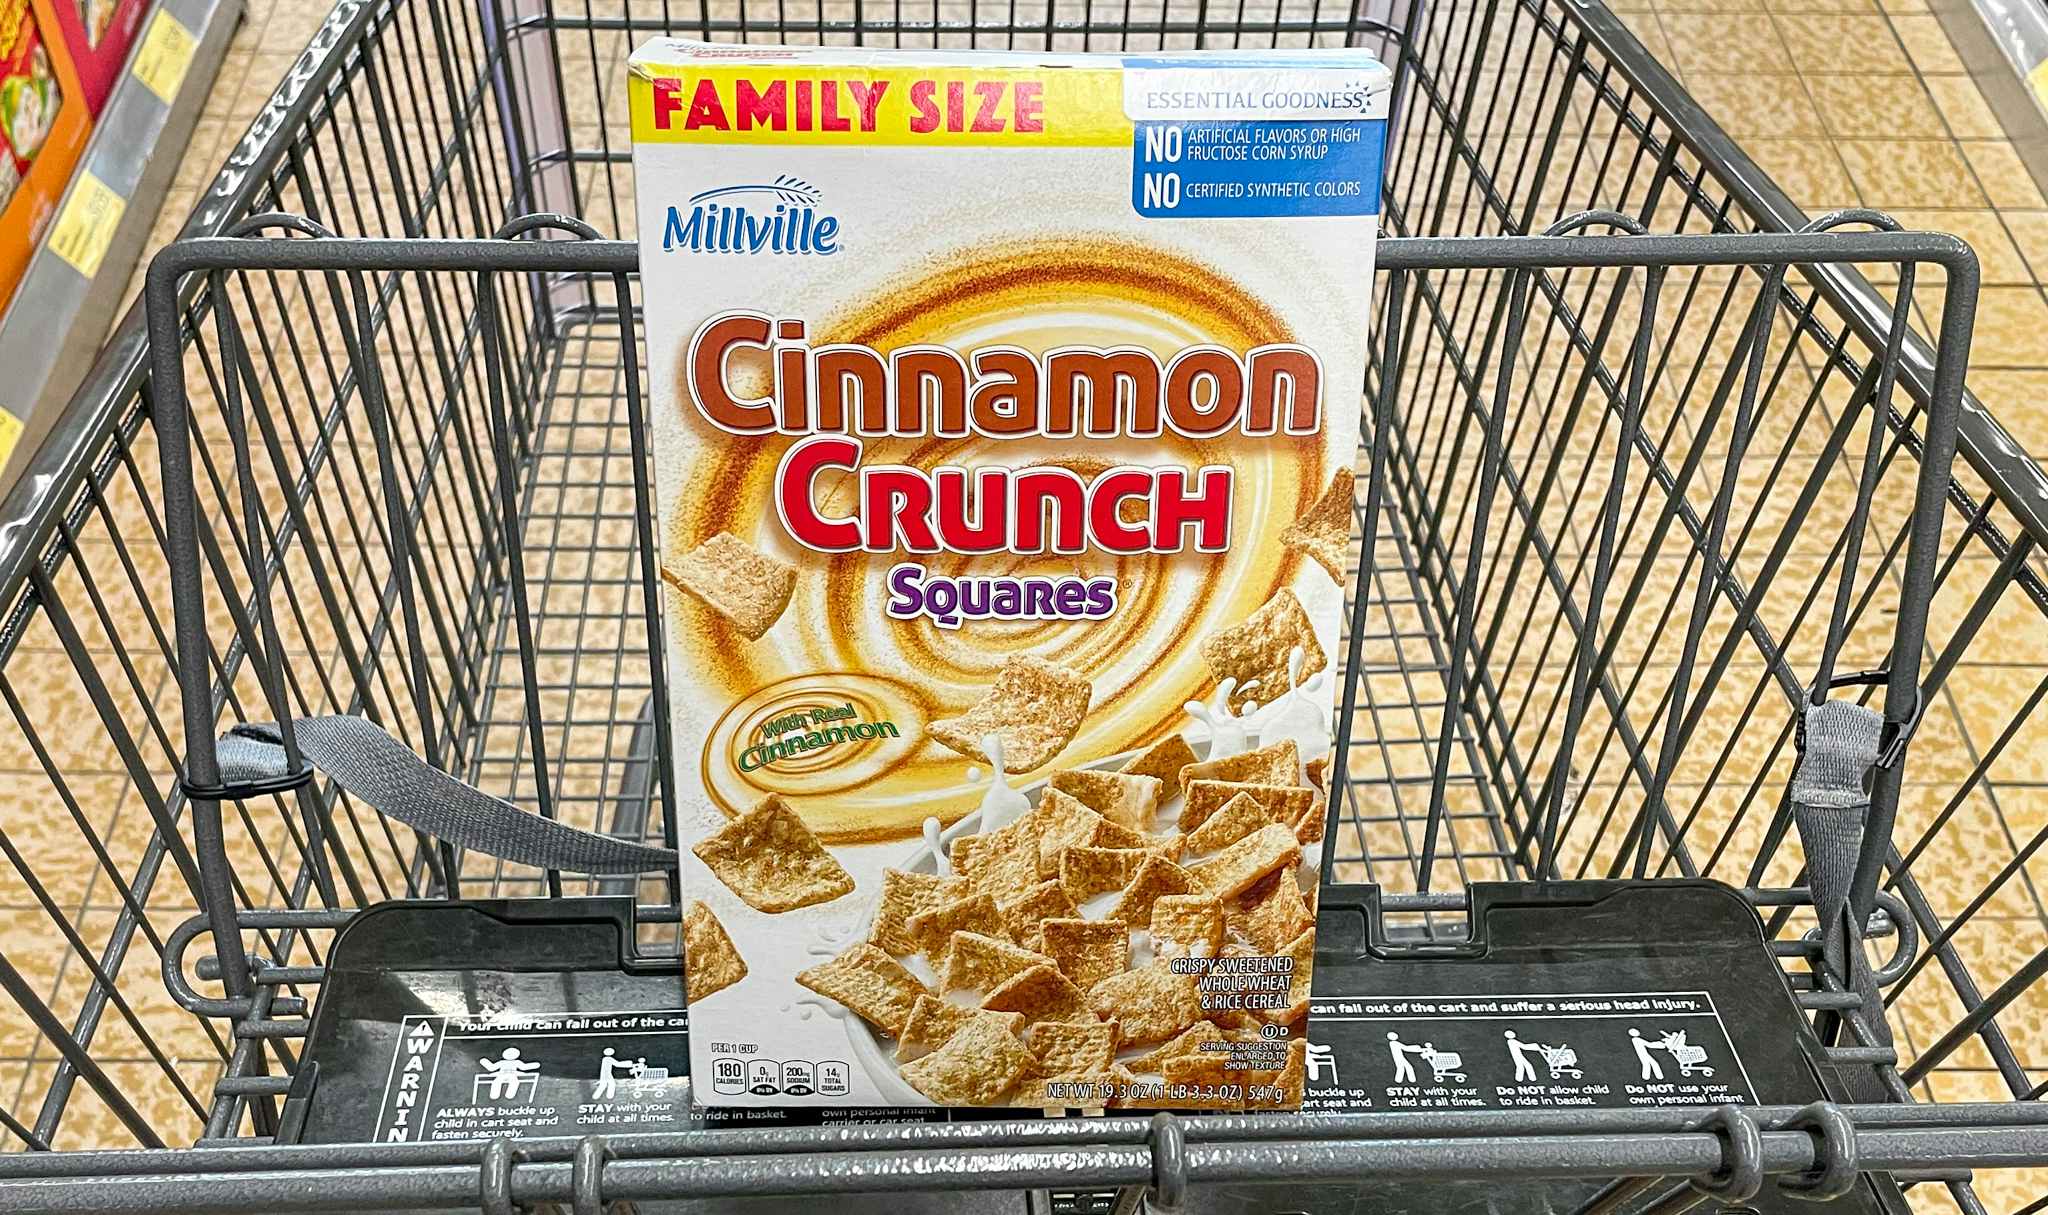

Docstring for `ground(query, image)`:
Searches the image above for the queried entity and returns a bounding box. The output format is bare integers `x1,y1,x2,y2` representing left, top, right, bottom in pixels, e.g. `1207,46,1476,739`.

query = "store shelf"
1932,0,2048,199
0,0,240,486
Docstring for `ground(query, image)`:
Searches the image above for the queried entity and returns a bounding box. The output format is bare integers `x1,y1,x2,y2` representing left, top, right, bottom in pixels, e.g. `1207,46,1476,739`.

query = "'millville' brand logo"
663,177,840,256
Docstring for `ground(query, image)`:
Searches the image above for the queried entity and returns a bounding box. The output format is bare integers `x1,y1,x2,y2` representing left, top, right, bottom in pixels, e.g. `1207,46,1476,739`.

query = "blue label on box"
1131,120,1384,218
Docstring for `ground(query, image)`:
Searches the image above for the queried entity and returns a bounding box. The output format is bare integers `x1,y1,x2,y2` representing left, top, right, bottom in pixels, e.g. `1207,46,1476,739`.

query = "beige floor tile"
1761,0,1876,11
2000,210,2048,275
1744,139,1860,203
1871,210,2030,284
1679,72,1827,138
1919,74,2007,139
1836,139,1983,208
1774,13,1916,73
1804,74,1947,139
1950,286,2048,369
1656,12,1799,74
1959,140,2048,210
1887,14,1969,75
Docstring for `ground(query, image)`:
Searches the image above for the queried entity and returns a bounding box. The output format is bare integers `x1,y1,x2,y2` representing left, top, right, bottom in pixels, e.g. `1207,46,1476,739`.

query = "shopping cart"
1539,1044,1581,1081
1658,1032,1715,1080
1419,1046,1466,1084
0,0,2040,1211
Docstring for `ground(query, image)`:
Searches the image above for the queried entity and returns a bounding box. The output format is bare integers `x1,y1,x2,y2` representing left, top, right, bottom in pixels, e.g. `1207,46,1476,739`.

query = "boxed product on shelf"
0,0,90,315
44,0,146,114
630,39,1387,1111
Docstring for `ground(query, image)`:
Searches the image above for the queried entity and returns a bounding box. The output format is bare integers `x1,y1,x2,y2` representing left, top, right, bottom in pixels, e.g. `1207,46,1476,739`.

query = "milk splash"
964,732,1030,831
1184,676,1255,759
922,732,1030,876
1250,645,1333,763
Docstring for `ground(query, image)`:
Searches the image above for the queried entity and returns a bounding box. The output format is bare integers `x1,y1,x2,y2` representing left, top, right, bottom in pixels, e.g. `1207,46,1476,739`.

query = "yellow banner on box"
629,65,1131,147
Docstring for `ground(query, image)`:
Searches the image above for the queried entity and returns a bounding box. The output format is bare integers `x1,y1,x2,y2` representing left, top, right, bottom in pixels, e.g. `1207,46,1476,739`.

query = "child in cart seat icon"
1305,1042,1337,1085
473,1048,541,1101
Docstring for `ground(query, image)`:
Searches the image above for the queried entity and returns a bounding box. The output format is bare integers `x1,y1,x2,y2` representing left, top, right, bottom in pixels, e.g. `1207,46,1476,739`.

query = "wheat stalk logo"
688,176,824,206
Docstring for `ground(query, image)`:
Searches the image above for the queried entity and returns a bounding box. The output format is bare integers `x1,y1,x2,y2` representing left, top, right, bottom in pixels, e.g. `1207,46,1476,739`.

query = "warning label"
1302,990,1755,1112
375,1010,690,1142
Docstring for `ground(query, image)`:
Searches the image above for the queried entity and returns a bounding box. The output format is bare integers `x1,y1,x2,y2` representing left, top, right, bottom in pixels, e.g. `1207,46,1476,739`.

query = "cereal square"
871,869,970,956
1030,1020,1118,1076
1107,855,1195,927
1180,780,1318,834
794,942,931,1036
906,892,1003,961
1230,867,1314,954
1281,469,1355,584
1048,769,1164,832
691,794,855,913
1060,846,1148,902
1199,591,1328,714
957,827,1043,901
982,963,1095,1028
900,1012,1038,1105
1188,823,1299,899
1035,788,1106,878
667,531,797,640
682,900,747,1001
929,656,1092,773
1130,1020,1225,1073
939,931,1055,993
1087,964,1204,1046
898,995,977,1060
1039,918,1129,988
1178,739,1301,791
1183,791,1275,853
1150,894,1224,961
1122,734,1199,788
997,880,1080,952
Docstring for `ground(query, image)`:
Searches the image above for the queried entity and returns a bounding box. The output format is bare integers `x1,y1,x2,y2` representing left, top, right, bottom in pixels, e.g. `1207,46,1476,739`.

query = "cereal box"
629,40,1386,1110
45,0,148,114
0,0,91,315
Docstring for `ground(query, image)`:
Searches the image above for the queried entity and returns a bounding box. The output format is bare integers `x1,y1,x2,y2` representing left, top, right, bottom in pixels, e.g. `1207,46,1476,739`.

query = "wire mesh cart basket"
0,0,2044,1211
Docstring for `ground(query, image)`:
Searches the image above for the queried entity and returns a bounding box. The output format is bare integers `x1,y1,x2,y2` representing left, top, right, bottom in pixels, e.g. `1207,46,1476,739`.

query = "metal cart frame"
0,0,2043,1210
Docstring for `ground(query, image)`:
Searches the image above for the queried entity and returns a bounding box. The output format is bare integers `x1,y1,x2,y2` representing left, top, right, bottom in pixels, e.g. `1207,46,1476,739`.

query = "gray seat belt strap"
214,717,680,875
1788,698,1892,1046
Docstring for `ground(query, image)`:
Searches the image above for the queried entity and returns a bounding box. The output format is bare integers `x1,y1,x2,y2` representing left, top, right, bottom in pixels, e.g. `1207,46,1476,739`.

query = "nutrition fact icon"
1304,991,1755,1113
712,1054,850,1098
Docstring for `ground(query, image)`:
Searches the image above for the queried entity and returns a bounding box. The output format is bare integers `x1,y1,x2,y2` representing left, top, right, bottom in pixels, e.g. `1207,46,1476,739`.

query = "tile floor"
0,0,2039,1207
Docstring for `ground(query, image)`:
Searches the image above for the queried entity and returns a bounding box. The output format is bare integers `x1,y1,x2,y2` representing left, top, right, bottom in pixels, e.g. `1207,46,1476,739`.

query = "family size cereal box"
629,41,1387,1111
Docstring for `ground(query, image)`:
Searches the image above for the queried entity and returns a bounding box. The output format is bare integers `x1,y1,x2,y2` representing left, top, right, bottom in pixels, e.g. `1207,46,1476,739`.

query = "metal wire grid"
106,214,1987,1210
0,0,2026,1199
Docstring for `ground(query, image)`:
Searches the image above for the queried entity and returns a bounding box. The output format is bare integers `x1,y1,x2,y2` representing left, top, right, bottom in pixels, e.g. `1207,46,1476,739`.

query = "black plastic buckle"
1799,669,1927,770
180,767,316,801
